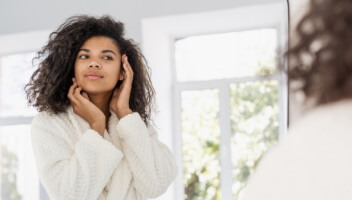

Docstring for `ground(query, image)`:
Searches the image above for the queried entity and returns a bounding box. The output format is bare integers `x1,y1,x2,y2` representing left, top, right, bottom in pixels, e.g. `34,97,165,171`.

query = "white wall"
0,0,280,43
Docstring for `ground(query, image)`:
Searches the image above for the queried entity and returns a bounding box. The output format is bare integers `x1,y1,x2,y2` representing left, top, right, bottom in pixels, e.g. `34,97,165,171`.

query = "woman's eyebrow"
78,49,116,55
101,50,116,55
78,49,90,53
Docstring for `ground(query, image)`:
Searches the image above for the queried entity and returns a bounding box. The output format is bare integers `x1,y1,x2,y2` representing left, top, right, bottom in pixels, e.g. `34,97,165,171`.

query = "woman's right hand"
67,78,106,136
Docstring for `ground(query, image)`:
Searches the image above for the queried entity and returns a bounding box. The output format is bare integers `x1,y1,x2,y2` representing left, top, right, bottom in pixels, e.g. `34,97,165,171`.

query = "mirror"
0,0,289,199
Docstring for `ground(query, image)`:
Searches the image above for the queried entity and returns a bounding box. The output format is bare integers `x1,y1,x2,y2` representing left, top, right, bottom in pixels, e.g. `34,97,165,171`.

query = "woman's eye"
78,55,88,59
103,55,113,60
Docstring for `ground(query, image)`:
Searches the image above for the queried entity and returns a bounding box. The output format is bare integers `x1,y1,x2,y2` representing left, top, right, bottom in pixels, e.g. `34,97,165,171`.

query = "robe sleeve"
114,112,178,198
31,113,124,200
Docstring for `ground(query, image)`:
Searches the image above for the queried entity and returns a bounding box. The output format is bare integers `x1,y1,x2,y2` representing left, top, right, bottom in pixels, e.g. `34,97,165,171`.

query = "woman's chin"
82,88,113,96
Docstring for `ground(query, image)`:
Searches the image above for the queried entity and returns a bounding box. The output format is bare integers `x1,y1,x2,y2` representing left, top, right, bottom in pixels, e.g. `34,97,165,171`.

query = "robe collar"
66,105,120,138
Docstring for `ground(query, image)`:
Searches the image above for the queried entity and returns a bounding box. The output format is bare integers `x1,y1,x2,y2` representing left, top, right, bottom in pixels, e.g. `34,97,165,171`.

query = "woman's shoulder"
290,99,352,133
30,107,79,147
30,107,80,153
31,108,72,131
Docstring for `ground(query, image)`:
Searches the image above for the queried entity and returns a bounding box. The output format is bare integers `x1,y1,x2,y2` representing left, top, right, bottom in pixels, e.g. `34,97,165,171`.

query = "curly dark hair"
287,0,352,105
25,15,157,124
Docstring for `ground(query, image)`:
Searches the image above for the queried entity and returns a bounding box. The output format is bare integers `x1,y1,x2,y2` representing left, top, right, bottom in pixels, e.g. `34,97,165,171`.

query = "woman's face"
74,36,123,95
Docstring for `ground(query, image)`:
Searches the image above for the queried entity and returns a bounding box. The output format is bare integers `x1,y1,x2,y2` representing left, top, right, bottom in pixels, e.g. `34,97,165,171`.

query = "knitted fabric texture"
31,106,178,200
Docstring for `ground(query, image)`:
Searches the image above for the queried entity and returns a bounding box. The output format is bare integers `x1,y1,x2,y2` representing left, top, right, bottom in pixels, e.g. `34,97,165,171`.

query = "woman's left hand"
110,54,134,119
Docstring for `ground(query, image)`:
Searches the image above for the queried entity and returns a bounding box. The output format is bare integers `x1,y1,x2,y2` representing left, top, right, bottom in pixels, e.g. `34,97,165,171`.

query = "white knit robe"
31,106,178,200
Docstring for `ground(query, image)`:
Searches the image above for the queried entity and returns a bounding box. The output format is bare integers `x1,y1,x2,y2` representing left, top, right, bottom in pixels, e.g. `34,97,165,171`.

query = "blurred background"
0,0,308,199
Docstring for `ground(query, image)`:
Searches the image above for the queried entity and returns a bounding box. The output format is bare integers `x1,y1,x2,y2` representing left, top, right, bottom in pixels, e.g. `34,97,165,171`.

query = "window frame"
173,28,288,200
142,1,288,199
173,68,284,200
0,29,51,200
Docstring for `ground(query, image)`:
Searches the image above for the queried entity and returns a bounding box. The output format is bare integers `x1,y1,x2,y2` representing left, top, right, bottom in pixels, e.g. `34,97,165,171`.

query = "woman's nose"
88,60,101,69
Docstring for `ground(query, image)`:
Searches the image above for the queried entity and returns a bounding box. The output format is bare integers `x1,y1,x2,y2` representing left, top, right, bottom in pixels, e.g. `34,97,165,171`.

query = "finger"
121,55,130,70
68,82,79,104
122,54,128,63
73,86,84,101
112,88,119,98
122,62,133,82
123,56,133,75
117,81,131,100
110,88,120,108
75,87,90,103
118,76,127,89
82,92,90,100
68,81,77,96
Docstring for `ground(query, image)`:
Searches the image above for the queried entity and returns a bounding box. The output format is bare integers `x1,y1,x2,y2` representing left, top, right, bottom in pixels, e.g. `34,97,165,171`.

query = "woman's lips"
86,76,101,80
85,74,103,80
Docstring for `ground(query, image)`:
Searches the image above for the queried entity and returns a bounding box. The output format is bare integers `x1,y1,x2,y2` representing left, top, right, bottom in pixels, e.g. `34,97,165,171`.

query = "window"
0,30,50,200
175,28,285,200
142,2,288,200
175,29,278,81
0,52,37,117
0,52,40,200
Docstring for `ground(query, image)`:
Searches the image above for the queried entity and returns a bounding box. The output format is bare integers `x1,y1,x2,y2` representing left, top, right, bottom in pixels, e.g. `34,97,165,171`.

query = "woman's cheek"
106,77,118,90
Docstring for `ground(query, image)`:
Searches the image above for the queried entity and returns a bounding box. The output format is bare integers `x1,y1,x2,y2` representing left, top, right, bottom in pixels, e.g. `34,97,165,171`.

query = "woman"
26,15,177,200
243,0,352,199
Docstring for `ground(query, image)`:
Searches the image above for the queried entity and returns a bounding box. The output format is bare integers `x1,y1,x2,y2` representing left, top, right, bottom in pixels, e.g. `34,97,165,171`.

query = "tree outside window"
175,28,284,200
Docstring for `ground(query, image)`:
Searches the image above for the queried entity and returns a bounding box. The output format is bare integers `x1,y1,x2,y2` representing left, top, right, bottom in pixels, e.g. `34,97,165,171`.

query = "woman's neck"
88,92,112,126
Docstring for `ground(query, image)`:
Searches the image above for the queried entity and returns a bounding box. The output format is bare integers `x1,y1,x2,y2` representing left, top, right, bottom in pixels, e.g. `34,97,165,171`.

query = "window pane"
0,52,38,117
175,29,277,82
181,89,221,200
230,80,279,199
0,124,39,200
